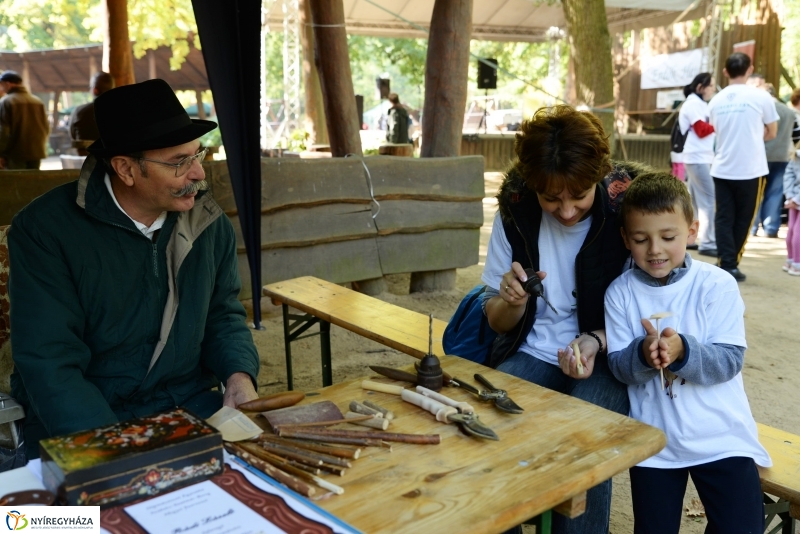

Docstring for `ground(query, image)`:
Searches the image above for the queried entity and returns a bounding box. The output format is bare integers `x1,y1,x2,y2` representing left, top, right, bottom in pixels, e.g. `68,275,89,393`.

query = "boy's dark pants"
713,177,765,270
629,456,764,534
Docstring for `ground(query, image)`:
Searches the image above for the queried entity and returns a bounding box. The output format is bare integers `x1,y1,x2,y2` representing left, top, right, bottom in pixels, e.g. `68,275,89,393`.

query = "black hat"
0,71,22,84
88,79,217,157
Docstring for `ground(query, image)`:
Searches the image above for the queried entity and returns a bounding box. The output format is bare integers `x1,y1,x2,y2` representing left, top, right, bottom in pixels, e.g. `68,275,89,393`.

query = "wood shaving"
685,497,705,518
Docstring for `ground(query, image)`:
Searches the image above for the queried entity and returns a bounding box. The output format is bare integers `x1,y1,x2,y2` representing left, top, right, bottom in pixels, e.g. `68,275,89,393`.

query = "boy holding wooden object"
604,172,770,533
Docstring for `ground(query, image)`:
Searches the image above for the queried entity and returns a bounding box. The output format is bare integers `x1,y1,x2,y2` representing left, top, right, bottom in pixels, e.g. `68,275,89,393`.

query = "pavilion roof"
0,44,208,94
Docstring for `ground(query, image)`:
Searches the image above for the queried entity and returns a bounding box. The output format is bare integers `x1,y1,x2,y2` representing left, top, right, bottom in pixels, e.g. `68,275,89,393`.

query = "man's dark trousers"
713,176,765,270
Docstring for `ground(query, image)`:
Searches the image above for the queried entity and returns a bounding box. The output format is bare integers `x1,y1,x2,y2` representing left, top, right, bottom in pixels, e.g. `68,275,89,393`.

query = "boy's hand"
640,319,685,369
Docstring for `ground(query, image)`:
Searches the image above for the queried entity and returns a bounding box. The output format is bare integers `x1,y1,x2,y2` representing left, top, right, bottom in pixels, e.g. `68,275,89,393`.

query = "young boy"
604,172,770,534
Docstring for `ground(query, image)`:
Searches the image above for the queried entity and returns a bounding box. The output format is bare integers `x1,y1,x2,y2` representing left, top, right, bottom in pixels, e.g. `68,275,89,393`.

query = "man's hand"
223,372,258,409
640,319,684,369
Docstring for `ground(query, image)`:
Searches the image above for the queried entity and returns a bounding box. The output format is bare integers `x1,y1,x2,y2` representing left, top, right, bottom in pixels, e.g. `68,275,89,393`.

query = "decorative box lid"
40,408,219,473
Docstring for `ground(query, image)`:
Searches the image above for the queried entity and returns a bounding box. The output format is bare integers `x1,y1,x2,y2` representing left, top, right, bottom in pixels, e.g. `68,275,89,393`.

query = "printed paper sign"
641,48,708,90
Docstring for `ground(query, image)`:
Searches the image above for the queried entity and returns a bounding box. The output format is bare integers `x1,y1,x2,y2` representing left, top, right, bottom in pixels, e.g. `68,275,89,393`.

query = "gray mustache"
171,179,208,197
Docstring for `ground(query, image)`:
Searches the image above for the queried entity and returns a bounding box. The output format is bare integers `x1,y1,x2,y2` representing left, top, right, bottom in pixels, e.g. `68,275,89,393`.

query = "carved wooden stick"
225,443,316,497
259,440,352,468
363,400,395,420
349,400,383,417
345,411,389,430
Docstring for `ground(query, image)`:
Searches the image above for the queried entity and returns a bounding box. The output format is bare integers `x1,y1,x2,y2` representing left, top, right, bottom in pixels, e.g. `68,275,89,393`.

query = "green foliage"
199,127,221,148
782,0,800,96
469,40,552,97
127,0,198,68
0,0,99,50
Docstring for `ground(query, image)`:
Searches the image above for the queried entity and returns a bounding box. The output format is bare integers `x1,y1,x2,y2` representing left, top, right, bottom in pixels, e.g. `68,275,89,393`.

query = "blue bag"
442,285,498,364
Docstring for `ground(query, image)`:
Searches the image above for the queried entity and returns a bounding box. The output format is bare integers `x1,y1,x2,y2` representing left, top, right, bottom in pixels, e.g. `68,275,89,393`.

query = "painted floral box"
40,408,223,507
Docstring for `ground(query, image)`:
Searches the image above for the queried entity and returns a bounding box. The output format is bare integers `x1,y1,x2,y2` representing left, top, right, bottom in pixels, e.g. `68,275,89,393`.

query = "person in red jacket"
679,72,717,257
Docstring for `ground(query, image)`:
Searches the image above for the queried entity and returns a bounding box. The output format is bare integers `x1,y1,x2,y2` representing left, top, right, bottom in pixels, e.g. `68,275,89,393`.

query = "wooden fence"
460,134,517,172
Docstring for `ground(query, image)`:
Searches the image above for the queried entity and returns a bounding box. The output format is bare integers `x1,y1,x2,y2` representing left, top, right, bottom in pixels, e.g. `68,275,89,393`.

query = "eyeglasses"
138,148,208,177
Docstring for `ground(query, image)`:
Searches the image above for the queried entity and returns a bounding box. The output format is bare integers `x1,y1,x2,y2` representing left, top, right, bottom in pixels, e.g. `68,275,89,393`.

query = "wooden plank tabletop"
757,423,800,512
288,356,666,534
263,276,447,359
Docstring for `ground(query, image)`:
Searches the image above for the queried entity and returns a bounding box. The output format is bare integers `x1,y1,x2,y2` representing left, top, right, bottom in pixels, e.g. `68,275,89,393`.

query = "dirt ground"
243,172,800,534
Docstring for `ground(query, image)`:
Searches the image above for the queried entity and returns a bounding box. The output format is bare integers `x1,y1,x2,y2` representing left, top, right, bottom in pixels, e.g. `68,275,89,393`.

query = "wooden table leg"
282,306,326,391
282,304,294,390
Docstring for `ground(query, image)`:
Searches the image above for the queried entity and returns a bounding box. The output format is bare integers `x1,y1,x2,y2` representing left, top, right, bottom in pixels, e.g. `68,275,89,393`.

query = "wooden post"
196,90,206,119
148,50,157,80
51,91,61,129
300,0,328,147
102,0,135,87
308,0,361,157
89,55,98,78
561,0,615,137
22,60,30,91
413,0,472,292
420,0,472,158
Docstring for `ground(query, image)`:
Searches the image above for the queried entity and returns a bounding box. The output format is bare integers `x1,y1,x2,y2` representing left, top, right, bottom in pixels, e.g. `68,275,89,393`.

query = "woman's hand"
499,262,545,307
556,332,602,379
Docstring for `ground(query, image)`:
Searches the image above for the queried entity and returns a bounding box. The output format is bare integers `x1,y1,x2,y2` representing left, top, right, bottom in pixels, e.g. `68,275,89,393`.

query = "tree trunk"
308,0,360,157
300,0,328,147
420,0,472,158
102,0,135,87
561,0,615,138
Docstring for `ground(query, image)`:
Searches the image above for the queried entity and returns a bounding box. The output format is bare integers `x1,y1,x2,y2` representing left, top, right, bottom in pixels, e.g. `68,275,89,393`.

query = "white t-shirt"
708,84,779,179
605,260,771,469
679,93,715,164
482,211,591,365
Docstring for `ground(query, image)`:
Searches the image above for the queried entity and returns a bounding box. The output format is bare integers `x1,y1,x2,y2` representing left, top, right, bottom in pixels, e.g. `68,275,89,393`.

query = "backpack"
442,285,498,364
670,116,689,153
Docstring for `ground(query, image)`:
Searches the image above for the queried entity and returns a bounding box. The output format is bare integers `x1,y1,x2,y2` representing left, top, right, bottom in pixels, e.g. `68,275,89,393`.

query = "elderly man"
9,79,259,460
0,70,49,170
69,72,115,155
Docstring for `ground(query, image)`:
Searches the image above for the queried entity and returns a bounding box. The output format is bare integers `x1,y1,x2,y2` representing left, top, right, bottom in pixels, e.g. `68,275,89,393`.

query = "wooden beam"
102,0,135,87
300,0,328,146
196,90,206,120
420,0,473,158
309,0,362,157
148,50,156,79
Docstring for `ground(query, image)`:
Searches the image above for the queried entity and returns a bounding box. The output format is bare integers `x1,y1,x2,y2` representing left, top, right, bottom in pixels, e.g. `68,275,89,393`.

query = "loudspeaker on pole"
477,58,498,90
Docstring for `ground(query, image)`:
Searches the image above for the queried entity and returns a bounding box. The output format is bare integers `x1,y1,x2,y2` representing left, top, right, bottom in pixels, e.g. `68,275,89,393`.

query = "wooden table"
300,355,666,534
263,276,447,389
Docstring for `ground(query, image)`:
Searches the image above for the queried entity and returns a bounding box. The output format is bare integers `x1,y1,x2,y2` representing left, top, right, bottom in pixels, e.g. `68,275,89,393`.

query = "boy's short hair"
620,172,694,227
514,105,612,197
725,53,751,79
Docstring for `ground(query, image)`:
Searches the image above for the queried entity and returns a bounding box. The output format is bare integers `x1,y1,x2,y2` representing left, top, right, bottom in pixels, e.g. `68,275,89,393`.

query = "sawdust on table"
242,173,800,534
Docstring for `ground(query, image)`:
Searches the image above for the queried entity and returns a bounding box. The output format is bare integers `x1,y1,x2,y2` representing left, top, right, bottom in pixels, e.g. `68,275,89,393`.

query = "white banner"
640,48,708,90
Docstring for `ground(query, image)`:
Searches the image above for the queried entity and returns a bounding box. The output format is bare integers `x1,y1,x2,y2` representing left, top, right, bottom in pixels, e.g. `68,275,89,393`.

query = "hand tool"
361,380,499,440
369,365,453,388
416,313,443,390
648,312,673,391
523,268,558,315
238,391,306,412
449,374,523,414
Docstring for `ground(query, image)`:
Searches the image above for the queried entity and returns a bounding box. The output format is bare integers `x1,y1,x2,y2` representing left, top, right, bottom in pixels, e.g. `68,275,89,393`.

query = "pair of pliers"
449,374,524,414
361,380,499,441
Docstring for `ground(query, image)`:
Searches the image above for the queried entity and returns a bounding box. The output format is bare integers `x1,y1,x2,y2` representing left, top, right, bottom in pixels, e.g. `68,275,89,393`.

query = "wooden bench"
262,276,447,389
758,423,800,533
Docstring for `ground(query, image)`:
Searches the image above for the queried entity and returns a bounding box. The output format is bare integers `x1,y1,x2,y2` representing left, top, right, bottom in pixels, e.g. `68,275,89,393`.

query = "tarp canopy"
264,0,702,42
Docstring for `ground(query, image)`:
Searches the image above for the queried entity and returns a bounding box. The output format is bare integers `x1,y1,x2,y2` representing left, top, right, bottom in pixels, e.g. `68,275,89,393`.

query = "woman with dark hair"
680,72,717,256
481,105,646,534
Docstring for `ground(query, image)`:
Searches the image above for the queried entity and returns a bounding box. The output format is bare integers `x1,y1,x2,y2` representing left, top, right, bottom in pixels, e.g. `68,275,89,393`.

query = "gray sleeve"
607,338,659,385
668,335,744,386
480,286,500,314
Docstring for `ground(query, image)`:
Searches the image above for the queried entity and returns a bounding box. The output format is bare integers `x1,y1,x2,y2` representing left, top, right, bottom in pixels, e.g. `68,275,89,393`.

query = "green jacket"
9,156,259,457
0,86,49,161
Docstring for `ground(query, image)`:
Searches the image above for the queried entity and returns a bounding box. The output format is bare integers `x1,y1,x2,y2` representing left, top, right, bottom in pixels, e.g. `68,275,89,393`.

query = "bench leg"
280,305,331,389
763,493,796,534
320,321,332,387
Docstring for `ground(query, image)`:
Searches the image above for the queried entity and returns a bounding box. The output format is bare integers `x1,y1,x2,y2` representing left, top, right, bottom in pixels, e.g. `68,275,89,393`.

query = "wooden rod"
257,449,344,495
225,443,316,497
259,434,361,459
345,412,389,430
259,440,352,468
279,428,440,445
276,430,389,448
362,400,395,420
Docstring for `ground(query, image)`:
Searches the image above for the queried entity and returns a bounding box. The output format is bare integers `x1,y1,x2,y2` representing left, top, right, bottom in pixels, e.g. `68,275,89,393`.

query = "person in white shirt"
605,172,770,534
708,52,779,281
679,72,716,256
